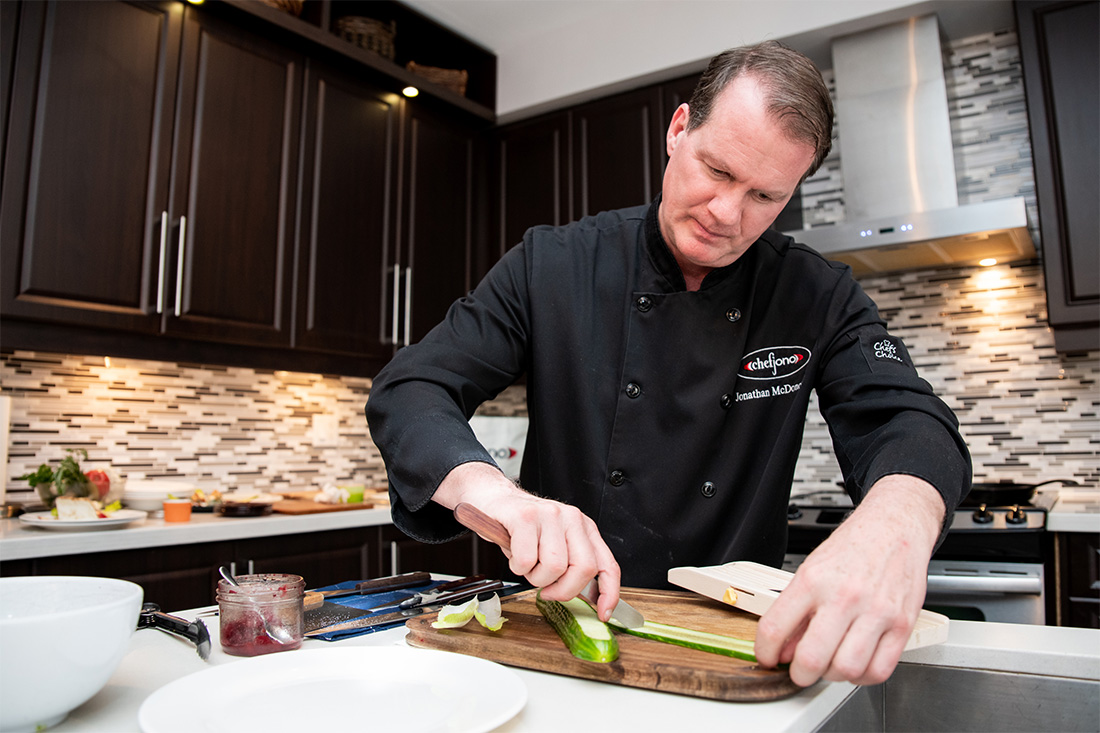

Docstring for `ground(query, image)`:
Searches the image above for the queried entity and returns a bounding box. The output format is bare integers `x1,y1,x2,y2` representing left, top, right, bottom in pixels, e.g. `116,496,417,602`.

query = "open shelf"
222,0,497,121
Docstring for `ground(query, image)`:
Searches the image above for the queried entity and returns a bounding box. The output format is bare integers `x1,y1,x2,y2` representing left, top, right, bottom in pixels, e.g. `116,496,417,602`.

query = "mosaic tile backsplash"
1,27,1096,503
3,258,1097,503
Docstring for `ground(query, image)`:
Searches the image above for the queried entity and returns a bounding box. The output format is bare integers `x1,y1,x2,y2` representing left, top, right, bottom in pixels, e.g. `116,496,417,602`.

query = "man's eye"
708,166,726,178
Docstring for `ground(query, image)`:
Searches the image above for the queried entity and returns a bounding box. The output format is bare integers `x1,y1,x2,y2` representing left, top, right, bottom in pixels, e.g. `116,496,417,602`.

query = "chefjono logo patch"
739,346,811,380
872,336,906,364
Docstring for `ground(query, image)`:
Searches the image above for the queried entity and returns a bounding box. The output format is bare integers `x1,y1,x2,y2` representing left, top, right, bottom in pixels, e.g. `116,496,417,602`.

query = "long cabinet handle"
156,211,168,314
174,215,187,317
390,265,401,345
403,266,413,347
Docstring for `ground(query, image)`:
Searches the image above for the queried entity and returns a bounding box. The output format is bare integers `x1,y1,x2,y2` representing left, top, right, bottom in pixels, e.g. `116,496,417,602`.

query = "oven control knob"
1005,505,1028,525
787,503,803,520
972,505,994,524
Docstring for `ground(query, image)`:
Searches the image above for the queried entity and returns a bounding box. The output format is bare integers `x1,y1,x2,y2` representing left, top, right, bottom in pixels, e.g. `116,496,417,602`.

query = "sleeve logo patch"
873,337,906,364
739,346,812,380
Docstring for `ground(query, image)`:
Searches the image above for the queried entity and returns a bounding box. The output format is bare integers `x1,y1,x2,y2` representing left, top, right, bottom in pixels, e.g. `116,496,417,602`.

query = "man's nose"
708,187,744,228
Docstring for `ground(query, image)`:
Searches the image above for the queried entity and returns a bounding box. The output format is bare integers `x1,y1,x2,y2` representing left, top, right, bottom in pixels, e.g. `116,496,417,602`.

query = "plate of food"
19,498,148,532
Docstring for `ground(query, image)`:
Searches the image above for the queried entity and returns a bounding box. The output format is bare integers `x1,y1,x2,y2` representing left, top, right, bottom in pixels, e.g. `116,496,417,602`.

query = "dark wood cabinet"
0,0,182,333
494,114,571,258
570,87,665,219
1016,0,1099,352
397,102,480,345
1055,532,1100,629
294,60,399,358
162,8,302,348
378,525,510,580
0,526,377,612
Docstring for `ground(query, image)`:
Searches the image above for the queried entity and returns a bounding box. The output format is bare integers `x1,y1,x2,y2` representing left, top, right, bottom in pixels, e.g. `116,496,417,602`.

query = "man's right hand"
433,461,622,621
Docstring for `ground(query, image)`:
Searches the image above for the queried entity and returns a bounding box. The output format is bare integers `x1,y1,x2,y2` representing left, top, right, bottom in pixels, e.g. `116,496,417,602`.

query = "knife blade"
312,571,433,600
453,502,645,629
304,579,505,637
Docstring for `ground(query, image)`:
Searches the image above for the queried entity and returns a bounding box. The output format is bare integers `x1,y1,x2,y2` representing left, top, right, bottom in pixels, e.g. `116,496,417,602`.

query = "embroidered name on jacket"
738,346,812,380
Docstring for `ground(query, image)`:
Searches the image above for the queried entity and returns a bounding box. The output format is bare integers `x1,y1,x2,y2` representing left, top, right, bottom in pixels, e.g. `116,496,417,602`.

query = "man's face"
658,75,816,285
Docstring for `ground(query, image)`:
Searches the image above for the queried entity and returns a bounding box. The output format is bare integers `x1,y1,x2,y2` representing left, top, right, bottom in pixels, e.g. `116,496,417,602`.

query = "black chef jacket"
366,198,972,589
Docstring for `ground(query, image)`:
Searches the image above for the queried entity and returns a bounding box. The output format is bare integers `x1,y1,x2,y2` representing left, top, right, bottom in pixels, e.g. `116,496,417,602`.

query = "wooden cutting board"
405,587,802,702
271,499,374,514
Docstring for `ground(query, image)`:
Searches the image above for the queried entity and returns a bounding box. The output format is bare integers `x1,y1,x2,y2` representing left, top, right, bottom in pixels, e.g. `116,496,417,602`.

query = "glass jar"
217,573,304,657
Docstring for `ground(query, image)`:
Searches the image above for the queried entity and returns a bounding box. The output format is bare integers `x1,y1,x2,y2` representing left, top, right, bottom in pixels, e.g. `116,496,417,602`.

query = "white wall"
405,0,1017,120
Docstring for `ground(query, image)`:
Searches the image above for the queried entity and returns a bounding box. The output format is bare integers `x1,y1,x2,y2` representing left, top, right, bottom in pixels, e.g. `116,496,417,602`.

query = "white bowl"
0,576,143,732
122,479,198,513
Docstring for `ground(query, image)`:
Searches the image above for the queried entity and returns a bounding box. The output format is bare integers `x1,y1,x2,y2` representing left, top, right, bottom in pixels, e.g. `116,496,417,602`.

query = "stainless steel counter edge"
0,507,395,561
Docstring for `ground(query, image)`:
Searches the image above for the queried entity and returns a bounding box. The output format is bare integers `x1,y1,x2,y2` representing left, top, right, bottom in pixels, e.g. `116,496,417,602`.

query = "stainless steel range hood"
784,15,1035,276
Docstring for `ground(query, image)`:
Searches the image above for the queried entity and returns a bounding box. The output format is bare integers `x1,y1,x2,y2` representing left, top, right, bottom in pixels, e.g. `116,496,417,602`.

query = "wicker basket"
336,16,396,60
406,61,469,97
260,0,303,16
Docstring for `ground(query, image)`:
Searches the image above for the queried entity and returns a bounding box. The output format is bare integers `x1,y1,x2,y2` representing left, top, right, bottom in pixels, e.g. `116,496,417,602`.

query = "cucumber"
607,617,758,662
536,592,619,663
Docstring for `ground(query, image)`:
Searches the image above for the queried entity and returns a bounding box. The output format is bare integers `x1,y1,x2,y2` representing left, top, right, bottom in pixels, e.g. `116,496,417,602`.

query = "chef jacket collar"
646,195,754,292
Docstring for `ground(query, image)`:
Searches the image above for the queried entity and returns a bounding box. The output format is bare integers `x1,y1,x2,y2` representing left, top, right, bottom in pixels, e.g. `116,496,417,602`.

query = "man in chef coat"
366,41,971,687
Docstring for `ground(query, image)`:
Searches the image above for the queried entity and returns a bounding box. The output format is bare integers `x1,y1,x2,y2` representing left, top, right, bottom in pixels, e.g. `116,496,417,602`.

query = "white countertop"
1046,488,1100,533
52,600,856,733
0,507,395,561
45,600,1100,733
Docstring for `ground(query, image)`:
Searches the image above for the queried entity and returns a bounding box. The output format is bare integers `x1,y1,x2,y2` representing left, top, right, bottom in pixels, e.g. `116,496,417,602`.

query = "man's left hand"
753,475,946,687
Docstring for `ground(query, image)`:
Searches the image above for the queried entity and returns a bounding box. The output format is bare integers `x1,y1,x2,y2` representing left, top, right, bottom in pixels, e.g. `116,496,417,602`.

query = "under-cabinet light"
402,86,419,98
978,258,998,267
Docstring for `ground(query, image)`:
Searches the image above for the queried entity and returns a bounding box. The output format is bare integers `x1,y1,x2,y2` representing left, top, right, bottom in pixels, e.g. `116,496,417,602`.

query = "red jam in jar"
217,573,304,657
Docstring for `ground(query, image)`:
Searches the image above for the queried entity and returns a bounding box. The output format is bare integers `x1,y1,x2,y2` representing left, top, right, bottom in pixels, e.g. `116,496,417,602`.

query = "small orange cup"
163,499,192,523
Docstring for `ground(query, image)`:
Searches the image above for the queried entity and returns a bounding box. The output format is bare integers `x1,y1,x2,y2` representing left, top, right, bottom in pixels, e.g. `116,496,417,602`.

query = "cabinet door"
164,8,301,347
495,113,571,258
295,62,399,357
570,87,665,218
400,102,477,345
0,0,181,332
1017,0,1099,350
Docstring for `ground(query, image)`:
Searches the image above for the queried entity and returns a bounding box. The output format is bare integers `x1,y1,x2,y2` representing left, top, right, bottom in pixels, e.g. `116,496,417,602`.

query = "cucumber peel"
536,592,619,663
607,617,758,662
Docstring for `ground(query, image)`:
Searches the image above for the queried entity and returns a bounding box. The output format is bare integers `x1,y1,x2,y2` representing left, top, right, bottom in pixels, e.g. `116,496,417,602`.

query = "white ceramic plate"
138,646,527,733
18,509,148,531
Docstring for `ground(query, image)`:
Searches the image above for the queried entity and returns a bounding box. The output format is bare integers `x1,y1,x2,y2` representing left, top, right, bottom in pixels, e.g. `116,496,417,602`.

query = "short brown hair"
688,41,833,179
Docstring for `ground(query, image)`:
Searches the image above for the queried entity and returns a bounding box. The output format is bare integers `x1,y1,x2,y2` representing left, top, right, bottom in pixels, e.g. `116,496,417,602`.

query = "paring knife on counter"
310,571,433,600
453,502,645,629
304,578,505,637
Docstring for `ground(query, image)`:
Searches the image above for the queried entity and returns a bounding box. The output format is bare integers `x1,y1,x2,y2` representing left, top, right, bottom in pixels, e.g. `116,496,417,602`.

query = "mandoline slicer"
668,560,949,651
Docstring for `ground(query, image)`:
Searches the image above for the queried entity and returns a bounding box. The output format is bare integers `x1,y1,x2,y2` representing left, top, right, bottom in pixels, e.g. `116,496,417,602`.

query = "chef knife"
305,579,505,637
311,571,433,600
453,502,645,629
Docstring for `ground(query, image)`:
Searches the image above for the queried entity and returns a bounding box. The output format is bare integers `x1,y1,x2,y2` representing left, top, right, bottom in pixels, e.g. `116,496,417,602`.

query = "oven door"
923,560,1046,625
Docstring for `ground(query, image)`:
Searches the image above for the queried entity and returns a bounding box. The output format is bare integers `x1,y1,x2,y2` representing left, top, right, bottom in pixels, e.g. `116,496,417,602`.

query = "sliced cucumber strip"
536,592,619,663
608,617,757,662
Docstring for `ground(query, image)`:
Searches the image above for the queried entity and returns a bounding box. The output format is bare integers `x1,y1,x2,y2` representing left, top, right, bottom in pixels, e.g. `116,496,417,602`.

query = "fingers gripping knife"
667,561,949,651
453,503,645,628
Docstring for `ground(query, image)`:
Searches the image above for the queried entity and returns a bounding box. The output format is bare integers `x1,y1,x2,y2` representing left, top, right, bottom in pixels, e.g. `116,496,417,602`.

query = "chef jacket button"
726,308,741,323
701,481,717,498
609,470,626,486
720,393,733,409
636,296,652,312
625,382,641,398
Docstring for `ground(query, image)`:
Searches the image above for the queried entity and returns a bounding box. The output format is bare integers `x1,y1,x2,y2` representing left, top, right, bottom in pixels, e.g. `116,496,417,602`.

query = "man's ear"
667,103,690,156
